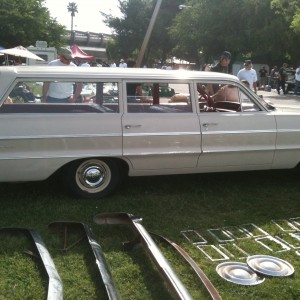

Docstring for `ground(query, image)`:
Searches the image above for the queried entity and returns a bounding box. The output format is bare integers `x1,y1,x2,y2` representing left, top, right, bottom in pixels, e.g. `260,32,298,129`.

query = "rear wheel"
64,158,122,198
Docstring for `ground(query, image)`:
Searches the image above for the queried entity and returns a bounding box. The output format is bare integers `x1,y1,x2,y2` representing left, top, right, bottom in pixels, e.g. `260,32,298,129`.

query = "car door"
0,80,123,182
196,82,277,171
122,81,202,171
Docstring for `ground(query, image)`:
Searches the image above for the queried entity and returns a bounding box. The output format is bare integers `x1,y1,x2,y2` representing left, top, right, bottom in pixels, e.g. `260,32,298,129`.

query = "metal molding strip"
197,245,230,261
239,223,269,238
207,228,234,243
272,219,298,232
94,212,193,300
218,243,250,259
180,229,208,245
0,228,63,300
255,236,291,252
151,232,222,300
48,221,120,300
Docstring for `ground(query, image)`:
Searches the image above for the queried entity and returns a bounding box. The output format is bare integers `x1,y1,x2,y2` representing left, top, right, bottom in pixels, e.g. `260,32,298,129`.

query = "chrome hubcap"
76,160,112,193
83,166,105,187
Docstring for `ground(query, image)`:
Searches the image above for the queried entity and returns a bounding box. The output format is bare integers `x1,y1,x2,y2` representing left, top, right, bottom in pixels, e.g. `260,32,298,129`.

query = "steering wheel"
197,84,216,110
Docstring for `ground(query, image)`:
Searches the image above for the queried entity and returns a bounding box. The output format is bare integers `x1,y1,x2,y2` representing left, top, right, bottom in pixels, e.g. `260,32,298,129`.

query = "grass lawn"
0,169,300,299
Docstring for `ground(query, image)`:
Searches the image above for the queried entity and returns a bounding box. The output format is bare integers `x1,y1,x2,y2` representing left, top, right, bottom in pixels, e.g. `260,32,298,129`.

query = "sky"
44,0,122,34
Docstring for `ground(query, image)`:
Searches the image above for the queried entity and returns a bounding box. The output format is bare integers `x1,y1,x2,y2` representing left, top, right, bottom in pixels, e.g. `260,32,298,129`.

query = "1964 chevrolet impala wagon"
0,66,299,198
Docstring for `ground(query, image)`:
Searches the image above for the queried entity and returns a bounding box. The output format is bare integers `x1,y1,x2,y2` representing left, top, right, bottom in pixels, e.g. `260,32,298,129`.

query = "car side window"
126,82,192,113
240,91,261,112
197,82,261,113
2,81,119,113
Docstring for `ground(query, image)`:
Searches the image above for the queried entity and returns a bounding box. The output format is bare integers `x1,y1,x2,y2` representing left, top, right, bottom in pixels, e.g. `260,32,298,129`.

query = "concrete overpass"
65,30,113,61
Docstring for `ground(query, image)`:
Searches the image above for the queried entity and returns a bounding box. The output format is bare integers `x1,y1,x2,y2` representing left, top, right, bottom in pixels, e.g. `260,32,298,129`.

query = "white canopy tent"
0,46,44,65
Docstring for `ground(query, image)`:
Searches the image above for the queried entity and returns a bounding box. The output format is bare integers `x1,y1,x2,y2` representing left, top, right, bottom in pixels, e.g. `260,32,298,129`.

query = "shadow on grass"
0,169,299,236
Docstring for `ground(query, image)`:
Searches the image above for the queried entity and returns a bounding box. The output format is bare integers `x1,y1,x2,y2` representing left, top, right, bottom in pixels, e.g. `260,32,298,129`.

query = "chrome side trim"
0,228,63,300
94,212,193,300
0,133,121,140
48,221,120,300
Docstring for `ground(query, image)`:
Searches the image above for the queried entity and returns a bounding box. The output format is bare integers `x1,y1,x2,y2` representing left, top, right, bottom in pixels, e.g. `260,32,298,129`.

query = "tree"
271,0,300,64
67,2,78,33
0,0,66,49
169,0,300,67
101,0,182,65
67,2,78,45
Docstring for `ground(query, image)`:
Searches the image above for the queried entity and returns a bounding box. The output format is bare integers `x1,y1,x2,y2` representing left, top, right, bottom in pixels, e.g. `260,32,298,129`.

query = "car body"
0,66,300,198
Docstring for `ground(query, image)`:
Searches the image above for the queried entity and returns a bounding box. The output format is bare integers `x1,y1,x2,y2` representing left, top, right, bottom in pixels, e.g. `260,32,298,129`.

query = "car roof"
0,66,239,82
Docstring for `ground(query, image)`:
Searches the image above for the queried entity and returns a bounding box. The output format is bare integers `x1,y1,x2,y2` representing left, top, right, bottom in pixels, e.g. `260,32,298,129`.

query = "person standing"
110,60,116,68
210,51,232,73
270,66,279,89
126,59,142,97
259,66,268,87
294,65,300,95
277,63,288,95
80,60,90,67
42,48,82,103
119,59,127,68
208,51,231,93
237,60,258,93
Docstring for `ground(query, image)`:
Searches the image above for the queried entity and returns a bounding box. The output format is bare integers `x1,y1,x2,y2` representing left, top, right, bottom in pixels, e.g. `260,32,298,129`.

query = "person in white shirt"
294,66,300,95
42,48,82,103
237,60,258,93
119,59,127,68
110,60,116,67
80,61,90,67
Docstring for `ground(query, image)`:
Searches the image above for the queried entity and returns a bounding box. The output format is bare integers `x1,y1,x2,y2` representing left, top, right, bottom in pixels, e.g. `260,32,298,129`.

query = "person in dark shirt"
277,63,288,95
210,51,232,73
126,59,143,100
209,51,231,94
259,66,268,86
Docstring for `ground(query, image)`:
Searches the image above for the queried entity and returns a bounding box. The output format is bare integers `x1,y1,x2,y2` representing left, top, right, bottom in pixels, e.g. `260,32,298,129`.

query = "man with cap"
119,59,127,68
237,60,258,93
42,47,82,103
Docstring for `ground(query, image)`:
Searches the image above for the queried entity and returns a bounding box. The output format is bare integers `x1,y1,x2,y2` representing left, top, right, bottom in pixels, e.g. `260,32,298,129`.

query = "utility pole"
136,0,163,67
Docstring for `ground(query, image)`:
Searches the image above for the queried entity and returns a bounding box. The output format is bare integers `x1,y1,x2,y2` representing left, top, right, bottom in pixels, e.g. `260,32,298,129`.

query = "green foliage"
67,2,78,17
170,0,300,66
106,39,121,61
101,0,182,65
272,0,300,34
291,11,300,33
0,0,66,49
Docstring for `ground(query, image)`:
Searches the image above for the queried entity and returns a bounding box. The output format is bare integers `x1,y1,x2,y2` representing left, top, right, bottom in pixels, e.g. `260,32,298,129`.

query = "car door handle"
124,124,142,129
202,123,218,127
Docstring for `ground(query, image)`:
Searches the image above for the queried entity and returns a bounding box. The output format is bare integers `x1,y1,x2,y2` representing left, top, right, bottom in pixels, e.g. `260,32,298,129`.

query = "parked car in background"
0,66,300,199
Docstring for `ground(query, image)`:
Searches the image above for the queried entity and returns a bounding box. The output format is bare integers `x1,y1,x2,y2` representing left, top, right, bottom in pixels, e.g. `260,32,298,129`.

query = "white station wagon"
0,66,299,198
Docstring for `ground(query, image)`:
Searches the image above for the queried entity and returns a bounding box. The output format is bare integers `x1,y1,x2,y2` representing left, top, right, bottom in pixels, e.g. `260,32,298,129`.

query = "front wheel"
64,158,122,198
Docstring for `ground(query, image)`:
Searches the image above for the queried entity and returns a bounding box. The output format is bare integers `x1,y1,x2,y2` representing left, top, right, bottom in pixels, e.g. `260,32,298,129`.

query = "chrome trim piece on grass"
197,245,230,261
180,229,208,245
255,236,291,252
48,221,120,300
151,232,222,300
94,212,193,300
0,228,63,300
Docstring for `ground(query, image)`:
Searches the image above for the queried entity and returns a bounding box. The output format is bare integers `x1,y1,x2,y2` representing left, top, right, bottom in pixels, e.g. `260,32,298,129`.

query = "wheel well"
295,161,300,171
54,157,129,178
